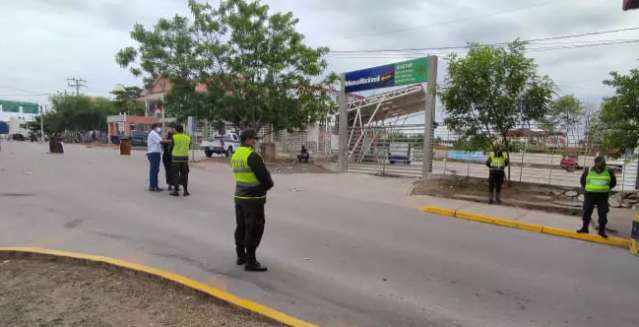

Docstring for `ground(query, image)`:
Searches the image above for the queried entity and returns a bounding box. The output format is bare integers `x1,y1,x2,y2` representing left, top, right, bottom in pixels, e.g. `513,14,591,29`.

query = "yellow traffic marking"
420,206,632,250
0,247,319,327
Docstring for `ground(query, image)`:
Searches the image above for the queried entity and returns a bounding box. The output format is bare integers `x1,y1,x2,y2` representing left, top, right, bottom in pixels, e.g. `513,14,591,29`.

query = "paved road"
2,142,638,327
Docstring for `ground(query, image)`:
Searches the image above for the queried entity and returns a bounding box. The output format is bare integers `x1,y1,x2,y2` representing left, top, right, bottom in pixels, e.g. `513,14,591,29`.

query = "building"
0,99,40,136
107,114,160,142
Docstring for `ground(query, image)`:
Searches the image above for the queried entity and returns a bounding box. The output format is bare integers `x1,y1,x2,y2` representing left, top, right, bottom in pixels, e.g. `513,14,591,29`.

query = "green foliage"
116,0,335,131
440,40,555,152
598,66,639,151
30,94,116,133
111,85,145,116
541,95,584,135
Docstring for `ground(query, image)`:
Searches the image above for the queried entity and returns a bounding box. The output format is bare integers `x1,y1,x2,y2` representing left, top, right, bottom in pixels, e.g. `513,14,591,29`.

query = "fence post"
548,147,556,185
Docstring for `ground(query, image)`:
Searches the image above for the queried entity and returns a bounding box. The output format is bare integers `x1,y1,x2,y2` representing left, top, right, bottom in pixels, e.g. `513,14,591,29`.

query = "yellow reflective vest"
172,133,191,158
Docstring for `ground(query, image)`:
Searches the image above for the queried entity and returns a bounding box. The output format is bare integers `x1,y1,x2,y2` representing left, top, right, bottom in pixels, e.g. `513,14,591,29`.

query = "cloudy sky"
1,0,638,114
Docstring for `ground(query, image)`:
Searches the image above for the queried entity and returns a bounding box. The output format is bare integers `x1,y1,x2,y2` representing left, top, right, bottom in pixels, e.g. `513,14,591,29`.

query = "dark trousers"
235,200,266,264
582,192,609,230
147,153,161,189
488,170,505,197
172,161,189,191
162,153,174,186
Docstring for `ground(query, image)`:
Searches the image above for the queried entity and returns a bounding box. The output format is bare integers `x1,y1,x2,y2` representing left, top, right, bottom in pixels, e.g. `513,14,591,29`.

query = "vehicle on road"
388,143,411,164
200,132,240,158
560,156,581,172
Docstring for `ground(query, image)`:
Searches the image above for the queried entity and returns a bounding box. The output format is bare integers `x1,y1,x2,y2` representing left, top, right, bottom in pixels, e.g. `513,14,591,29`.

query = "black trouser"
235,199,266,264
488,169,505,197
172,161,189,191
162,153,174,186
582,192,609,230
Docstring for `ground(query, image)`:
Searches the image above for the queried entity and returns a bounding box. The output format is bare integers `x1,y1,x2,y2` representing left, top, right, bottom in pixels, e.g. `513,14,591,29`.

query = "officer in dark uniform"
486,145,509,204
231,129,274,272
578,156,617,238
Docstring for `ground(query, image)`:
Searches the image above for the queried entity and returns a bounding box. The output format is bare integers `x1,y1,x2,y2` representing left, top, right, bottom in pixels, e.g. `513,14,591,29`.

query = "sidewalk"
410,194,635,239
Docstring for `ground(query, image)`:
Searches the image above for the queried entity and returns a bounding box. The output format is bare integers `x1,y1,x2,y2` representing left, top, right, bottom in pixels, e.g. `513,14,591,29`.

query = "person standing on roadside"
162,128,175,191
147,124,163,192
231,129,273,272
170,125,191,197
486,144,509,204
577,156,617,238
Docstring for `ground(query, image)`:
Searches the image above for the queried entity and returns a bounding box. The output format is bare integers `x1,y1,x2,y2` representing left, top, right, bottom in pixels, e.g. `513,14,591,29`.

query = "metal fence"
345,123,639,191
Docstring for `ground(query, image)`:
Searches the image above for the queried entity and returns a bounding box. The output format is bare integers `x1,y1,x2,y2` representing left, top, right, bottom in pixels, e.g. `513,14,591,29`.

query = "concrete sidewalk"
410,194,634,239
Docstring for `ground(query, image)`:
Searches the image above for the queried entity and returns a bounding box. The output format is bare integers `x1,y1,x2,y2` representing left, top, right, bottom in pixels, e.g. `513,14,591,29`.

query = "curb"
420,206,633,249
0,247,318,327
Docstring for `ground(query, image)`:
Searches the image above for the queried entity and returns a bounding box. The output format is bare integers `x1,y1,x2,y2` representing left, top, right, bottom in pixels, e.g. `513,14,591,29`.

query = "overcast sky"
1,0,638,114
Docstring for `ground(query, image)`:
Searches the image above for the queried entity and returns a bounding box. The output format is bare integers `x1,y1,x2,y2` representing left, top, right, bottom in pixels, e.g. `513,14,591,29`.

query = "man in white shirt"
147,123,163,192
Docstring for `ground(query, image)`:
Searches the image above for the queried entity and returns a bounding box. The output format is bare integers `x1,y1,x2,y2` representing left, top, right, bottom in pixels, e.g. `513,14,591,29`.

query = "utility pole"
39,105,45,143
67,77,87,96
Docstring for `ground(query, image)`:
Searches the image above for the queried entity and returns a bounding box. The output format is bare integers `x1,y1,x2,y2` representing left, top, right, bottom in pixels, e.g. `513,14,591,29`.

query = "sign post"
422,56,438,180
339,57,436,179
338,74,348,172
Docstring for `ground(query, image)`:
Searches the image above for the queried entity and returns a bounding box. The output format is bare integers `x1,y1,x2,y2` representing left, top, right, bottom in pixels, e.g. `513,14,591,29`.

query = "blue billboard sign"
344,58,428,93
0,121,8,134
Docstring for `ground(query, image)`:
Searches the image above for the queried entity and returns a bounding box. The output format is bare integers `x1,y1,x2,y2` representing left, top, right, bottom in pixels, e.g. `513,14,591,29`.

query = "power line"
67,77,87,96
329,26,639,54
342,0,555,40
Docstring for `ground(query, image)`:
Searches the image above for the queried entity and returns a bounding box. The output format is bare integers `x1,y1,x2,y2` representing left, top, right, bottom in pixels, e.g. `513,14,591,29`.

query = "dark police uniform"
231,145,274,271
579,166,616,236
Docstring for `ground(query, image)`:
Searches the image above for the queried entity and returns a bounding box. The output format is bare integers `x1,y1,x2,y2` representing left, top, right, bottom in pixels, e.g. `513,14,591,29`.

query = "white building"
0,100,40,136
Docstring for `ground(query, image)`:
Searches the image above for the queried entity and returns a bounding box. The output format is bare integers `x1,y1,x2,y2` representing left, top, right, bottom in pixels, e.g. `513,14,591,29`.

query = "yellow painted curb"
0,247,318,327
420,206,456,217
421,206,632,250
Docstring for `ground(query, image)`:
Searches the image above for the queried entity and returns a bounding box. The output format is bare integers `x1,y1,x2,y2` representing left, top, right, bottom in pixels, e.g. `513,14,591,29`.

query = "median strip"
0,247,318,327
420,206,633,249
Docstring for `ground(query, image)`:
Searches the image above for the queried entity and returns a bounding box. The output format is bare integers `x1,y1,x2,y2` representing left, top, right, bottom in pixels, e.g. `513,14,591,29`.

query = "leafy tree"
598,66,639,152
440,41,555,154
29,94,116,133
540,95,584,143
116,0,335,131
111,85,145,116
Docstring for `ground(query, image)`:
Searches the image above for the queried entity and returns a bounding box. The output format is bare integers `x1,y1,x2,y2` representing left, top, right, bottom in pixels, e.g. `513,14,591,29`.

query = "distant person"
577,156,617,238
486,144,508,204
170,125,191,196
231,129,273,272
162,128,175,190
297,145,310,163
147,124,163,192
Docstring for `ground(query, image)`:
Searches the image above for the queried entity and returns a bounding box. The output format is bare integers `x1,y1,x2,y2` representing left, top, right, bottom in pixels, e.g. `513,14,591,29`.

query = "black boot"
598,227,608,238
236,247,246,266
244,250,267,272
183,188,190,197
577,225,589,234
170,186,179,196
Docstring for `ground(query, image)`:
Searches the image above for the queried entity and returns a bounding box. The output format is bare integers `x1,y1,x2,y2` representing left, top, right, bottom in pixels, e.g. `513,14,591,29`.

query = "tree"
598,66,639,152
30,94,116,133
541,95,584,144
441,41,555,153
111,85,145,116
116,0,335,130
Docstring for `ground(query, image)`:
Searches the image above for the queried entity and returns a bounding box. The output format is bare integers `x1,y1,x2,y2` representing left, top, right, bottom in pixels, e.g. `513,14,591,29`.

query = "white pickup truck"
200,132,240,158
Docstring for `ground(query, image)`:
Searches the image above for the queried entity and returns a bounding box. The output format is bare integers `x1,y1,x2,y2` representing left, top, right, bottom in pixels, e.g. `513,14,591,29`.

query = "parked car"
388,143,411,164
200,132,240,157
560,156,581,172
131,131,148,147
11,133,26,141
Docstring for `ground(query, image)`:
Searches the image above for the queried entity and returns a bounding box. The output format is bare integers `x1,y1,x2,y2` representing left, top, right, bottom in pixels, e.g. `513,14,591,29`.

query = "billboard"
345,58,428,93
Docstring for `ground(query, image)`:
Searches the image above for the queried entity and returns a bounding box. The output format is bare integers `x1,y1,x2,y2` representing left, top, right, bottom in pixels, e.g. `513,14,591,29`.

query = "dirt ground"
0,257,283,327
192,157,331,175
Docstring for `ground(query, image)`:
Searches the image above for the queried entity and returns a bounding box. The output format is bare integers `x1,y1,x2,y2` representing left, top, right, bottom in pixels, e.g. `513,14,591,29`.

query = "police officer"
578,156,617,238
486,145,509,204
170,125,191,197
231,129,273,272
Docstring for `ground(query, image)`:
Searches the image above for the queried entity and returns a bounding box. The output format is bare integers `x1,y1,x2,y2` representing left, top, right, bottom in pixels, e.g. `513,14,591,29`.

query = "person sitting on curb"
577,156,616,238
297,145,310,163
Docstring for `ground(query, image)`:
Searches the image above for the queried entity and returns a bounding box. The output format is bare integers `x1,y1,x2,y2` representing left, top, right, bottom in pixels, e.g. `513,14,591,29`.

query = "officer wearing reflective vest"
486,144,509,204
230,129,273,272
578,156,617,238
170,125,191,197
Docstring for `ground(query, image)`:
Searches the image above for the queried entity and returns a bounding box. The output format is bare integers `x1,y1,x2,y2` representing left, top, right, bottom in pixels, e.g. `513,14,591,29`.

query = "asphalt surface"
1,142,638,327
